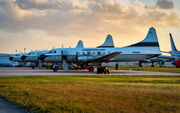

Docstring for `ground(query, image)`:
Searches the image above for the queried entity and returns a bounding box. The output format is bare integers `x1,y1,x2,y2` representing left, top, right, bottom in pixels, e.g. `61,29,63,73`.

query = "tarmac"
0,67,180,77
0,98,26,113
0,67,180,113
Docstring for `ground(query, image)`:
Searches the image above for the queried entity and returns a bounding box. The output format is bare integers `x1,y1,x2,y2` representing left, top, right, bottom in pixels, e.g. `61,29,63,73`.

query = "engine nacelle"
172,59,180,67
176,59,180,67
78,55,93,63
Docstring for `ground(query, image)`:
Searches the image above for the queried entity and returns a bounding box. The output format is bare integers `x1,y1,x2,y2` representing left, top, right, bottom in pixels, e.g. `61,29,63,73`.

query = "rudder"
76,40,84,48
170,33,177,51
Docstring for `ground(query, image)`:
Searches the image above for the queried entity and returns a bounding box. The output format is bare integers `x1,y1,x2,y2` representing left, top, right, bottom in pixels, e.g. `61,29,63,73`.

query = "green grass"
0,75,180,113
107,66,180,73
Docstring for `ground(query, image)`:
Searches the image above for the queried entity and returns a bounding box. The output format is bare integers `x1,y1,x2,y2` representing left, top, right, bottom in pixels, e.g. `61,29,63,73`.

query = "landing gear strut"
139,61,142,67
151,62,154,67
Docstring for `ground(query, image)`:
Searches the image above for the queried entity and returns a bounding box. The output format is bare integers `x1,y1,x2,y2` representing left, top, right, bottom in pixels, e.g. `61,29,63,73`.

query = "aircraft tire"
32,66,35,69
53,68,57,72
151,65,154,67
89,67,94,72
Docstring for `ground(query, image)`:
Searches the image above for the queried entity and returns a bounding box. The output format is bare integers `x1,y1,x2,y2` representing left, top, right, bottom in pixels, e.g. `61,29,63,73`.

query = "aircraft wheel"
53,66,58,72
32,66,35,69
53,68,57,72
151,65,154,67
89,67,94,72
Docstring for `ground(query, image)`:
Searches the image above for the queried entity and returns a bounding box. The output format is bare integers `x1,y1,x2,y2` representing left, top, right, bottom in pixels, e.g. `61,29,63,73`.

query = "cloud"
15,0,60,10
0,0,180,53
151,0,174,9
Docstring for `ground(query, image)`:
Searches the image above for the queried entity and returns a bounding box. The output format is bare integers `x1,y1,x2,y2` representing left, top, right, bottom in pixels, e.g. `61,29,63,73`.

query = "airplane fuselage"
42,46,161,63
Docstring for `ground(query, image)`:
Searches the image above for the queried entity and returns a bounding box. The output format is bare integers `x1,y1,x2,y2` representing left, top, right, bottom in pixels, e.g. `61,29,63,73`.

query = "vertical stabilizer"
170,33,177,51
76,40,84,48
128,27,159,47
97,35,114,48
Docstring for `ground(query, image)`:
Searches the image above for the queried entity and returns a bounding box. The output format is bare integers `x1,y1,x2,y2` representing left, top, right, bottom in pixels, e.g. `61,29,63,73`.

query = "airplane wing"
161,51,170,54
93,52,121,62
158,55,180,60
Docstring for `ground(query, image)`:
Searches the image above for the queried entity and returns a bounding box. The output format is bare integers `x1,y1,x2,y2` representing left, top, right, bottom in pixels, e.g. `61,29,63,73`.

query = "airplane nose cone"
21,55,27,60
39,54,47,60
9,56,13,61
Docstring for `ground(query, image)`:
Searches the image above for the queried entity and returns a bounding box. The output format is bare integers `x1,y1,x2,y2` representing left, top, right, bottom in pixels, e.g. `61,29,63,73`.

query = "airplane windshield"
15,54,20,56
28,52,34,55
49,51,56,53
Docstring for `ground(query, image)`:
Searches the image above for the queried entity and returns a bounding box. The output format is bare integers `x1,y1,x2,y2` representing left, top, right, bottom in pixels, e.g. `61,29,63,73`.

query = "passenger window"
103,52,105,55
108,52,110,54
93,52,95,55
54,51,56,53
87,52,90,55
82,52,85,55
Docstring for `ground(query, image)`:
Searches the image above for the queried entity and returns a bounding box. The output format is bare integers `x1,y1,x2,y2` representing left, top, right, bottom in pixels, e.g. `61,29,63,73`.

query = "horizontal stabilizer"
93,52,121,62
76,40,84,48
161,51,170,54
97,35,114,48
158,55,180,60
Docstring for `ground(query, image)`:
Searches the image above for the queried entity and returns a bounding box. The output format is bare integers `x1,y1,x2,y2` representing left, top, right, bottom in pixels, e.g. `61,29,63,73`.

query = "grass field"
0,75,180,113
107,66,180,73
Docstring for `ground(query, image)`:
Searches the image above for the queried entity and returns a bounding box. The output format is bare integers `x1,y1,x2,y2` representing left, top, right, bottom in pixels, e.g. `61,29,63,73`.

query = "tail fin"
128,27,159,47
97,34,114,48
76,40,84,48
170,33,177,51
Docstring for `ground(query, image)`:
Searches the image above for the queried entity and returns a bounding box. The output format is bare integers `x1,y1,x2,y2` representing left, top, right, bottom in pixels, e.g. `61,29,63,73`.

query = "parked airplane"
137,57,166,67
9,53,27,66
20,40,85,69
158,33,180,68
39,27,162,72
21,50,49,68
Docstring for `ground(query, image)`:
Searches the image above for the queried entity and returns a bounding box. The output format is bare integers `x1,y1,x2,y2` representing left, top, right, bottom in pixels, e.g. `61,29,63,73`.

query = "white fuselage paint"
43,46,161,63
24,51,48,63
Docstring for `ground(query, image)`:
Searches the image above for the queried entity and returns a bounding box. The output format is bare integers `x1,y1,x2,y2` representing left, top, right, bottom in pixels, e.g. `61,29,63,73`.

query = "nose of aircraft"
21,55,27,60
39,54,47,60
9,56,13,61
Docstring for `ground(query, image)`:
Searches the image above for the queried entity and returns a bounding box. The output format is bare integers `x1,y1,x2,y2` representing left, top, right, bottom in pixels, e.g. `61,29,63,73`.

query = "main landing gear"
88,66,94,72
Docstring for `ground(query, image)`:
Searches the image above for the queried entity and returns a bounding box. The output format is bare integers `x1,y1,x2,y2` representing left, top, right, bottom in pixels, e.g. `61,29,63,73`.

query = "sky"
0,0,180,54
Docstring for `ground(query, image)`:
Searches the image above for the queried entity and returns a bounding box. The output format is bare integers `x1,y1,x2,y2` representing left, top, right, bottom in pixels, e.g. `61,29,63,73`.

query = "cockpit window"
49,50,56,53
15,54,20,56
28,52,34,55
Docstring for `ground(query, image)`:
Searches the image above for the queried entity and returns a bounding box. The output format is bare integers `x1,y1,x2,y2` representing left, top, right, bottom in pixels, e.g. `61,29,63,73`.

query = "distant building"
0,53,16,67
